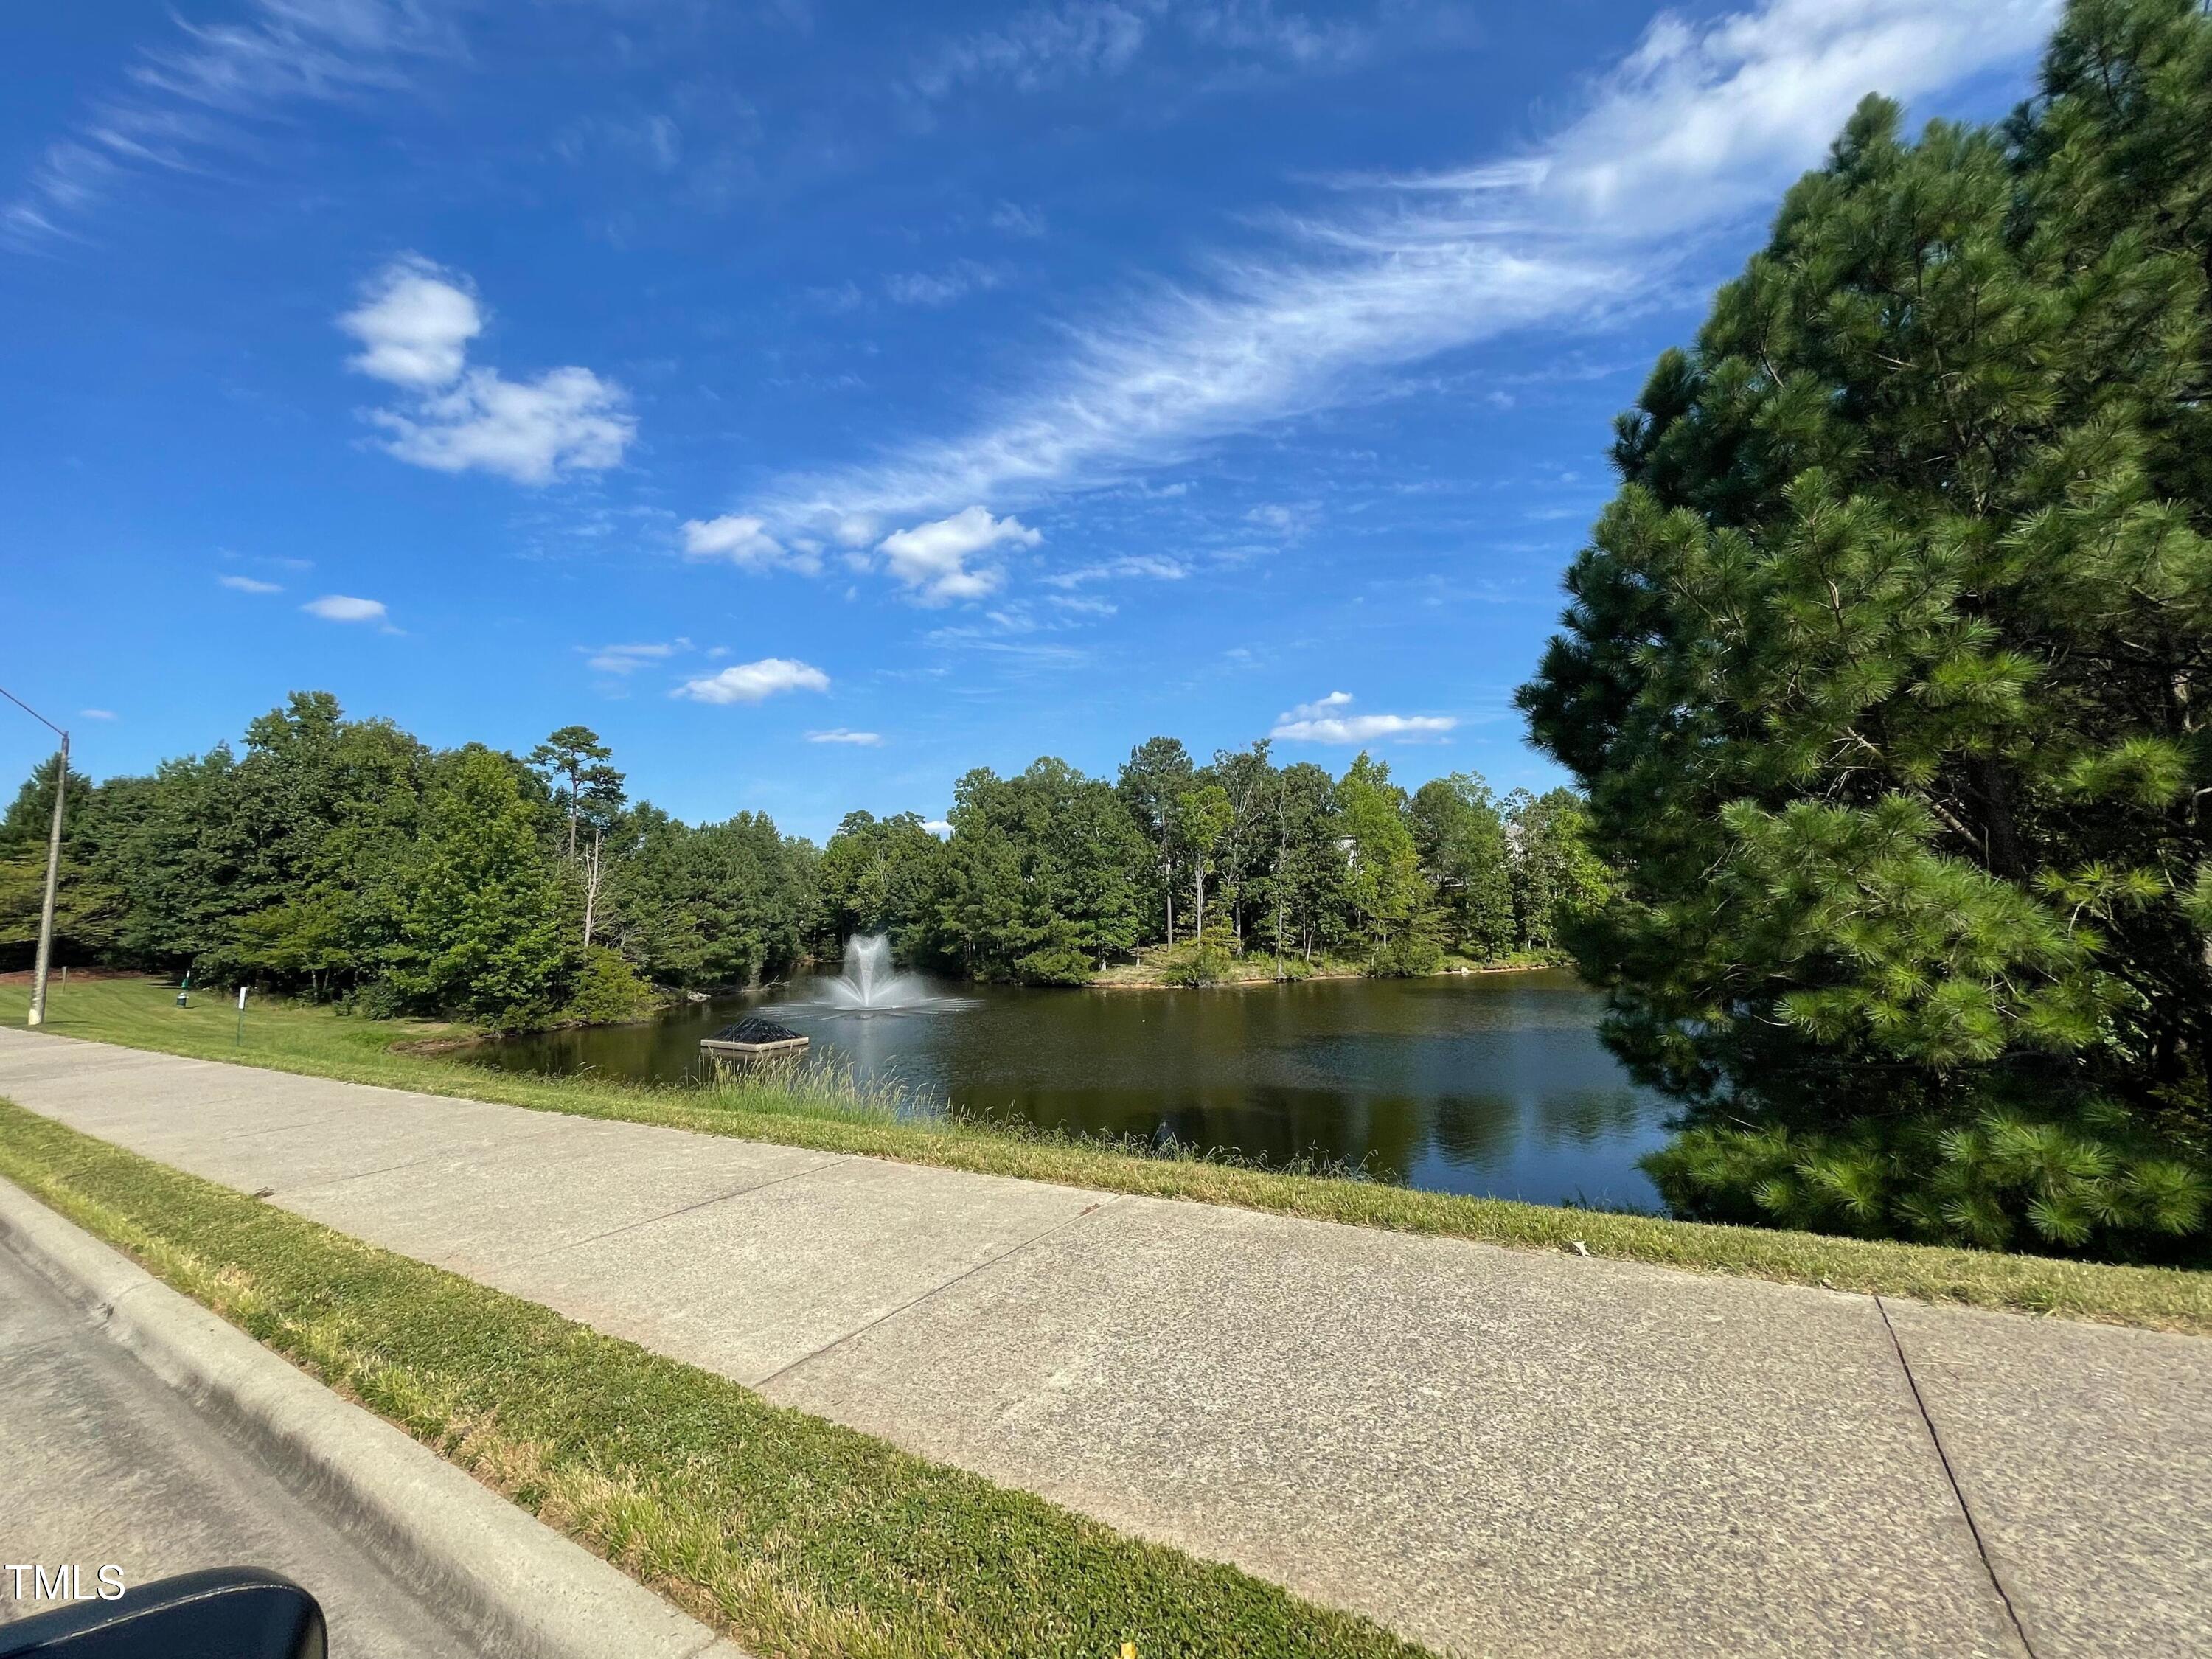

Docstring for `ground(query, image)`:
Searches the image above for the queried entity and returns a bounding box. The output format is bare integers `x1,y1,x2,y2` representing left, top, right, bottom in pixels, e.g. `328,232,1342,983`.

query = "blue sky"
3,0,2056,840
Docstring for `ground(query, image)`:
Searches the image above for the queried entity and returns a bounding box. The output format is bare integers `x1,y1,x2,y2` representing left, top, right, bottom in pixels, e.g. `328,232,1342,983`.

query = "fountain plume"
825,933,931,1011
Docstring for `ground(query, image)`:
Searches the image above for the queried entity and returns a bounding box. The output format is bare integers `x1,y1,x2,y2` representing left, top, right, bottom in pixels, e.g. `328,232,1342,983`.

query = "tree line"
818,739,1607,984
0,692,1606,1025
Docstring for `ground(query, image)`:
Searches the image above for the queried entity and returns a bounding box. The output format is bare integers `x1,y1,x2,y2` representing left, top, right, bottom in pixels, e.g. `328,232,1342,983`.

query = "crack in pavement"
1877,1293,2037,1659
750,1194,1125,1393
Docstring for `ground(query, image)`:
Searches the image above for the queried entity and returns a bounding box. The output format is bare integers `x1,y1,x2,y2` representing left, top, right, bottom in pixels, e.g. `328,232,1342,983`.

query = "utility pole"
1,686,69,1029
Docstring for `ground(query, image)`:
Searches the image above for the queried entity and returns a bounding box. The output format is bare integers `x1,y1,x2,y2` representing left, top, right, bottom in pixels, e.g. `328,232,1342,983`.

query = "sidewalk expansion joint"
1875,1293,2037,1659
268,1121,587,1196
528,1155,856,1261
750,1194,1126,1393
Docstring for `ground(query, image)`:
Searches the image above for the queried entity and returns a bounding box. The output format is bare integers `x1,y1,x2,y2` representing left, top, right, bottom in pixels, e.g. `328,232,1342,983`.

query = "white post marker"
234,985,248,1048
0,685,70,1029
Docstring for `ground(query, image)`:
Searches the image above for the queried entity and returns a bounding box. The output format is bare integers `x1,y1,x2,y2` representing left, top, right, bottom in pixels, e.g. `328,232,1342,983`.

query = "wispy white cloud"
922,818,953,837
911,0,1370,100
1245,500,1318,538
757,0,2052,528
672,658,831,705
1183,0,1372,69
302,594,387,623
1040,554,1189,588
584,639,689,675
806,728,884,745
989,201,1048,238
79,709,119,721
5,0,459,246
340,256,634,485
884,260,1004,307
218,573,282,594
875,506,1040,604
914,1,1150,97
1270,690,1454,743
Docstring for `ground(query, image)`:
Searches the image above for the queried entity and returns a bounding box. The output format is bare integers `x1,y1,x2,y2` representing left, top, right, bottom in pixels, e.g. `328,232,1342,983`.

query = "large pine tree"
1518,0,2212,1259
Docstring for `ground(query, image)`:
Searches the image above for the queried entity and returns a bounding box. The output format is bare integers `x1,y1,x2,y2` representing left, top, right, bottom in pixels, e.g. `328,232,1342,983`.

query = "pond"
470,967,1675,1211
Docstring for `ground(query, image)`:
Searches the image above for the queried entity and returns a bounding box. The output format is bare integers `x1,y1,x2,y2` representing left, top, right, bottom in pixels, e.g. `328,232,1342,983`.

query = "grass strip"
7,978,2211,1334
0,1099,1432,1659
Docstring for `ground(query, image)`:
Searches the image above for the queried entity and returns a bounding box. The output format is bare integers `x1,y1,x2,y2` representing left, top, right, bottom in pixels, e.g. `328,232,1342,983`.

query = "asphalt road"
0,1242,476,1657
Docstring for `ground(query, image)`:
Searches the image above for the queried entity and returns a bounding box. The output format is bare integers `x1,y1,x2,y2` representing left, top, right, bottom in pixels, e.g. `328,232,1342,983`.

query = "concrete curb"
0,1175,748,1659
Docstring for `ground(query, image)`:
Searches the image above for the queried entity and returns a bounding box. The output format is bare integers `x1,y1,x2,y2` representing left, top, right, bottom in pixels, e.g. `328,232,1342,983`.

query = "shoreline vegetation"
1086,946,1558,990
419,950,1565,1034
4,978,2207,1335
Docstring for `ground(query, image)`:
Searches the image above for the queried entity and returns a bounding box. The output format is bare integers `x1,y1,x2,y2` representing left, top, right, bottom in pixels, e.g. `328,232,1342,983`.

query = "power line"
0,684,66,740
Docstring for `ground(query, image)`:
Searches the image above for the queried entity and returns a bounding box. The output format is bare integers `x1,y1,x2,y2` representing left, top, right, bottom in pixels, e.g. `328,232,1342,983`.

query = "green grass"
7,976,2212,1334
0,1102,1428,1659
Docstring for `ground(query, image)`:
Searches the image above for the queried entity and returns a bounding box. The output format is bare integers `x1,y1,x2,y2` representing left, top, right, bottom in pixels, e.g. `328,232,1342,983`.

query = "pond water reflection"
470,968,1673,1210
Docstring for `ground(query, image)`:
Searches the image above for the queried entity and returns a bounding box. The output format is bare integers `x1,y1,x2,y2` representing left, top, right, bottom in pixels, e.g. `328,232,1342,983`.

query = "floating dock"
700,1018,811,1060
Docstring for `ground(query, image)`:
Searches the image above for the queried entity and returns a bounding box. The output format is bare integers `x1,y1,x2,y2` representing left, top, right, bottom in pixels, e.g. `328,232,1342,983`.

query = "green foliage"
7,693,816,1026
1410,774,1514,959
1011,939,1099,987
1517,0,2212,1259
1335,755,1427,968
1647,1110,2209,1262
389,747,576,1028
819,740,1601,985
1116,735,1196,940
1158,934,1235,987
527,723,614,858
563,945,660,1026
1506,788,1615,958
611,806,815,990
1172,782,1235,943
0,756,127,968
934,759,1149,983
813,810,945,952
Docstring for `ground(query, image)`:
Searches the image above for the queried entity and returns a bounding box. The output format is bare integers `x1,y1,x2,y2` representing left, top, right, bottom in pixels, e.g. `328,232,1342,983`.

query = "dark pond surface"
472,970,1674,1210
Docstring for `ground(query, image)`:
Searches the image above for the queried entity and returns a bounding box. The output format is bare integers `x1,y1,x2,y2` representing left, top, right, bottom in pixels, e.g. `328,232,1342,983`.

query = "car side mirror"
0,1568,324,1658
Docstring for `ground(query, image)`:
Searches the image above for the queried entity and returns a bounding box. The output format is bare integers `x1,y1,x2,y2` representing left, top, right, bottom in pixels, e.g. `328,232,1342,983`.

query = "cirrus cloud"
807,728,883,745
584,639,689,676
4,0,460,248
750,0,2053,530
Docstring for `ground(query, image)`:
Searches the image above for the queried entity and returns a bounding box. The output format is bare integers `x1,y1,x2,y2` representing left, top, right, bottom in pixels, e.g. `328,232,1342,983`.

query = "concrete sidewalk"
1,1028,2205,1658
